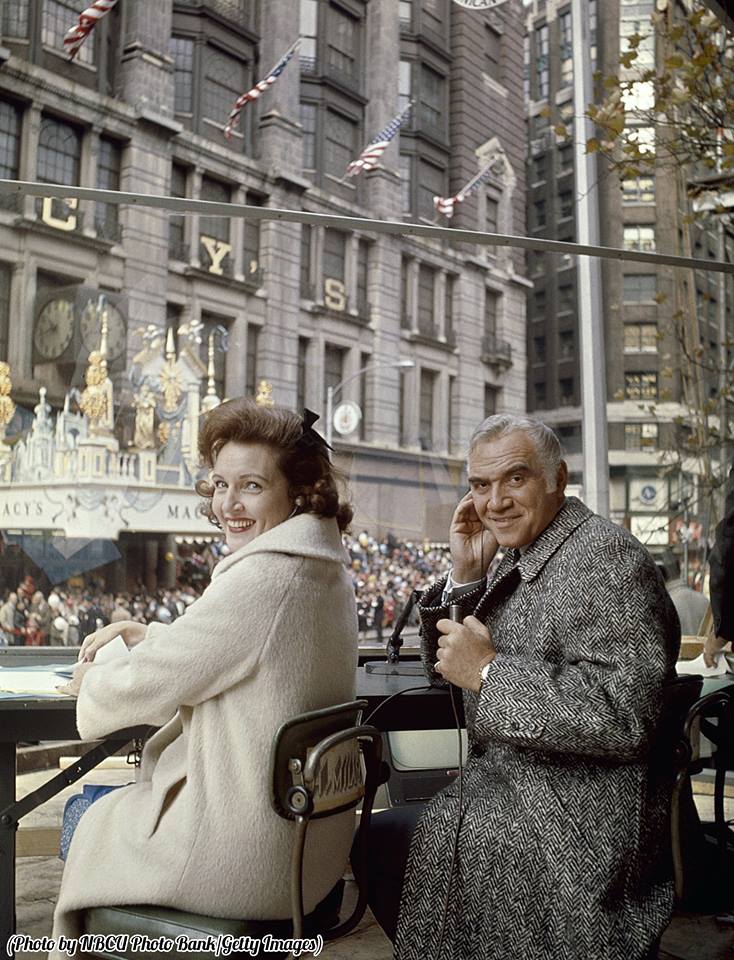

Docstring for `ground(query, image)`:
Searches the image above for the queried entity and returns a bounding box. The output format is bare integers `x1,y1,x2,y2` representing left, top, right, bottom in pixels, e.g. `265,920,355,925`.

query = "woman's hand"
78,620,147,662
56,661,96,698
449,492,498,584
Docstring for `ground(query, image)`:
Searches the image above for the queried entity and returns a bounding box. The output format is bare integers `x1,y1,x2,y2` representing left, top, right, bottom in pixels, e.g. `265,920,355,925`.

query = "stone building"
524,0,734,563
0,0,527,589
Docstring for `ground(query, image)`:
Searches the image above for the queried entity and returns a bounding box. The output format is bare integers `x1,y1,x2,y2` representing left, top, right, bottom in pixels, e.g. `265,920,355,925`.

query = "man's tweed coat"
51,514,358,955
397,497,680,960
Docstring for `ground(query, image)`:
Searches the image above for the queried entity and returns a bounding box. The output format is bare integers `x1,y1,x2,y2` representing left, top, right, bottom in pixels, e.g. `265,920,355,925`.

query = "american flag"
63,0,118,61
345,101,414,178
224,39,300,139
433,155,504,219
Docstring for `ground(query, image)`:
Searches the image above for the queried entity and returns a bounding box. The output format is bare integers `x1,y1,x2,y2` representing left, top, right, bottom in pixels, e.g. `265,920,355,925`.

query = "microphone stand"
365,588,424,676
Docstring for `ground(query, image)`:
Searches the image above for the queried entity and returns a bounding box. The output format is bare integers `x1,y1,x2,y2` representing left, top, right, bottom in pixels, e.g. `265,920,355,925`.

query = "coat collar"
513,496,593,582
211,514,348,579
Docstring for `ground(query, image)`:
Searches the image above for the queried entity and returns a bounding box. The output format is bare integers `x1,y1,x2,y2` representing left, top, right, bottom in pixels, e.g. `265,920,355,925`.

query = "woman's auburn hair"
195,397,353,532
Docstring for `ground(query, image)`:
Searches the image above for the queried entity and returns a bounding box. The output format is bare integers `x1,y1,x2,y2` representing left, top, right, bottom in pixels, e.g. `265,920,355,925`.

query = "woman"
52,399,358,949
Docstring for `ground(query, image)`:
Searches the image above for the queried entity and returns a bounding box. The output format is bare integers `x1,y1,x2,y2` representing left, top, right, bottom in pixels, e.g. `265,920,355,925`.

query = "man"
706,466,733,667
365,415,680,960
659,550,709,637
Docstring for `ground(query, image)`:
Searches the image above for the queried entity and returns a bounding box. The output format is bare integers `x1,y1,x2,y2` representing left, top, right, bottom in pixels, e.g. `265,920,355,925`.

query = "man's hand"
435,615,496,692
450,492,498,583
703,633,730,669
56,661,96,698
78,620,147,662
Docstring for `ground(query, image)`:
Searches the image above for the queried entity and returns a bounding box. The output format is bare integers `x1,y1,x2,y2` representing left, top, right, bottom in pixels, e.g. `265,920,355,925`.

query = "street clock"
34,298,75,361
80,298,127,360
33,285,128,369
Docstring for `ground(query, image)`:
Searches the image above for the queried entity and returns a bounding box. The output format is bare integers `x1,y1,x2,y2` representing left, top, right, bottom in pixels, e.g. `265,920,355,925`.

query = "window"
445,275,455,342
38,115,81,185
245,324,259,396
417,264,436,337
401,258,411,329
531,155,547,183
559,329,575,359
418,159,445,220
485,25,502,83
559,191,574,219
620,17,654,70
326,3,358,86
37,115,81,226
360,350,370,441
399,154,412,214
324,344,346,410
534,381,546,408
0,263,10,361
419,369,436,451
419,64,445,136
43,0,94,65
623,274,657,302
623,225,655,252
301,102,317,169
559,377,575,405
3,0,29,39
557,423,581,454
325,109,357,179
622,177,655,204
558,284,574,314
202,46,248,136
486,195,499,234
199,314,230,400
624,323,658,353
485,289,498,336
533,199,546,229
296,337,309,412
624,371,657,400
356,239,370,314
535,24,549,99
324,229,347,283
199,176,232,276
300,0,318,70
0,99,22,211
559,10,572,86
300,225,312,297
169,163,188,261
95,136,122,242
399,60,413,114
533,288,546,316
624,125,655,157
171,37,194,114
625,423,658,451
558,143,573,173
589,0,598,71
484,384,498,418
399,369,408,445
399,1,412,28
533,336,546,364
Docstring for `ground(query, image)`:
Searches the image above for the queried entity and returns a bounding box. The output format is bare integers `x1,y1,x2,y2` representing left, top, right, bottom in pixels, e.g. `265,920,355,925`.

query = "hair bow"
301,408,333,452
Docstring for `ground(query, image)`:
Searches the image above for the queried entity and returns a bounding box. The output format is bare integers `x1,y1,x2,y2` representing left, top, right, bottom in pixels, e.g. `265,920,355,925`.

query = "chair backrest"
268,699,384,941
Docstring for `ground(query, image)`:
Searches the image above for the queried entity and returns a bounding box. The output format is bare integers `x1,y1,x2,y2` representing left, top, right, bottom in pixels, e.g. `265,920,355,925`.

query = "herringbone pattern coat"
396,498,680,960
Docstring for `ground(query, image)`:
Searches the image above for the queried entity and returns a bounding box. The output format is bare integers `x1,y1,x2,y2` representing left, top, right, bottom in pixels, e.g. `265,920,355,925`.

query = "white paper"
94,634,131,665
676,652,729,678
0,670,69,696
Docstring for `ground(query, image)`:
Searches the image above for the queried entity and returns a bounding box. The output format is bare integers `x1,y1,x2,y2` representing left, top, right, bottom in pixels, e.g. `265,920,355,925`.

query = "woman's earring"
288,496,305,519
295,496,304,508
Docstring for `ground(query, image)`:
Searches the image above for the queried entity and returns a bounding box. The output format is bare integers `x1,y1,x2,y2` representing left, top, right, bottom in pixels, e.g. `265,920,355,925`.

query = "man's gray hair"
468,414,564,492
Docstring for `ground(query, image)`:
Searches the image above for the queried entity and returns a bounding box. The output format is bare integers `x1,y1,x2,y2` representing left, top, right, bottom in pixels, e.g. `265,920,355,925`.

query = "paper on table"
94,634,131,665
676,651,730,678
0,670,69,696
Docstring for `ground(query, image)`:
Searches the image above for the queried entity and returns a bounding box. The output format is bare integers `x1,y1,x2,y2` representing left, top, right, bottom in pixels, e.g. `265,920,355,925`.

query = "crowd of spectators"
0,533,455,646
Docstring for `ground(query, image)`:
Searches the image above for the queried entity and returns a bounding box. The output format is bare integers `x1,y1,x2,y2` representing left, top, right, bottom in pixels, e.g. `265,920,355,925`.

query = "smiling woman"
51,399,359,952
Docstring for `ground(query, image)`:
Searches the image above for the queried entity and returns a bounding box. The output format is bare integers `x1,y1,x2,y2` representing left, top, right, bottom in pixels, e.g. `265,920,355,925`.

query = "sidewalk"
13,767,734,960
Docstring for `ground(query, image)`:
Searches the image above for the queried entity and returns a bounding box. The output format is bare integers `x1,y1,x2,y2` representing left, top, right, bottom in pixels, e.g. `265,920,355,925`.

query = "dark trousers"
352,803,424,943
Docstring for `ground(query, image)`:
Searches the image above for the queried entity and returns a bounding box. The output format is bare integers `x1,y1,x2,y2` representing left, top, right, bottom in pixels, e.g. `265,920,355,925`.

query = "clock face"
34,298,75,361
80,298,127,360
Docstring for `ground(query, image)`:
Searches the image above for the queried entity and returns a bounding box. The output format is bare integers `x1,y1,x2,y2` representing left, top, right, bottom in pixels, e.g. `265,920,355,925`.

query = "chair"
81,700,385,958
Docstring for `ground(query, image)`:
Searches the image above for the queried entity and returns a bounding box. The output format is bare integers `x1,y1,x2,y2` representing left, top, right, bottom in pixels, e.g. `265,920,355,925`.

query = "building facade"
524,0,734,565
0,0,528,590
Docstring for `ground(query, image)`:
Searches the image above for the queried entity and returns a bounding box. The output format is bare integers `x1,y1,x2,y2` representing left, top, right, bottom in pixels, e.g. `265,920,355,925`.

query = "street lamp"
325,359,415,449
